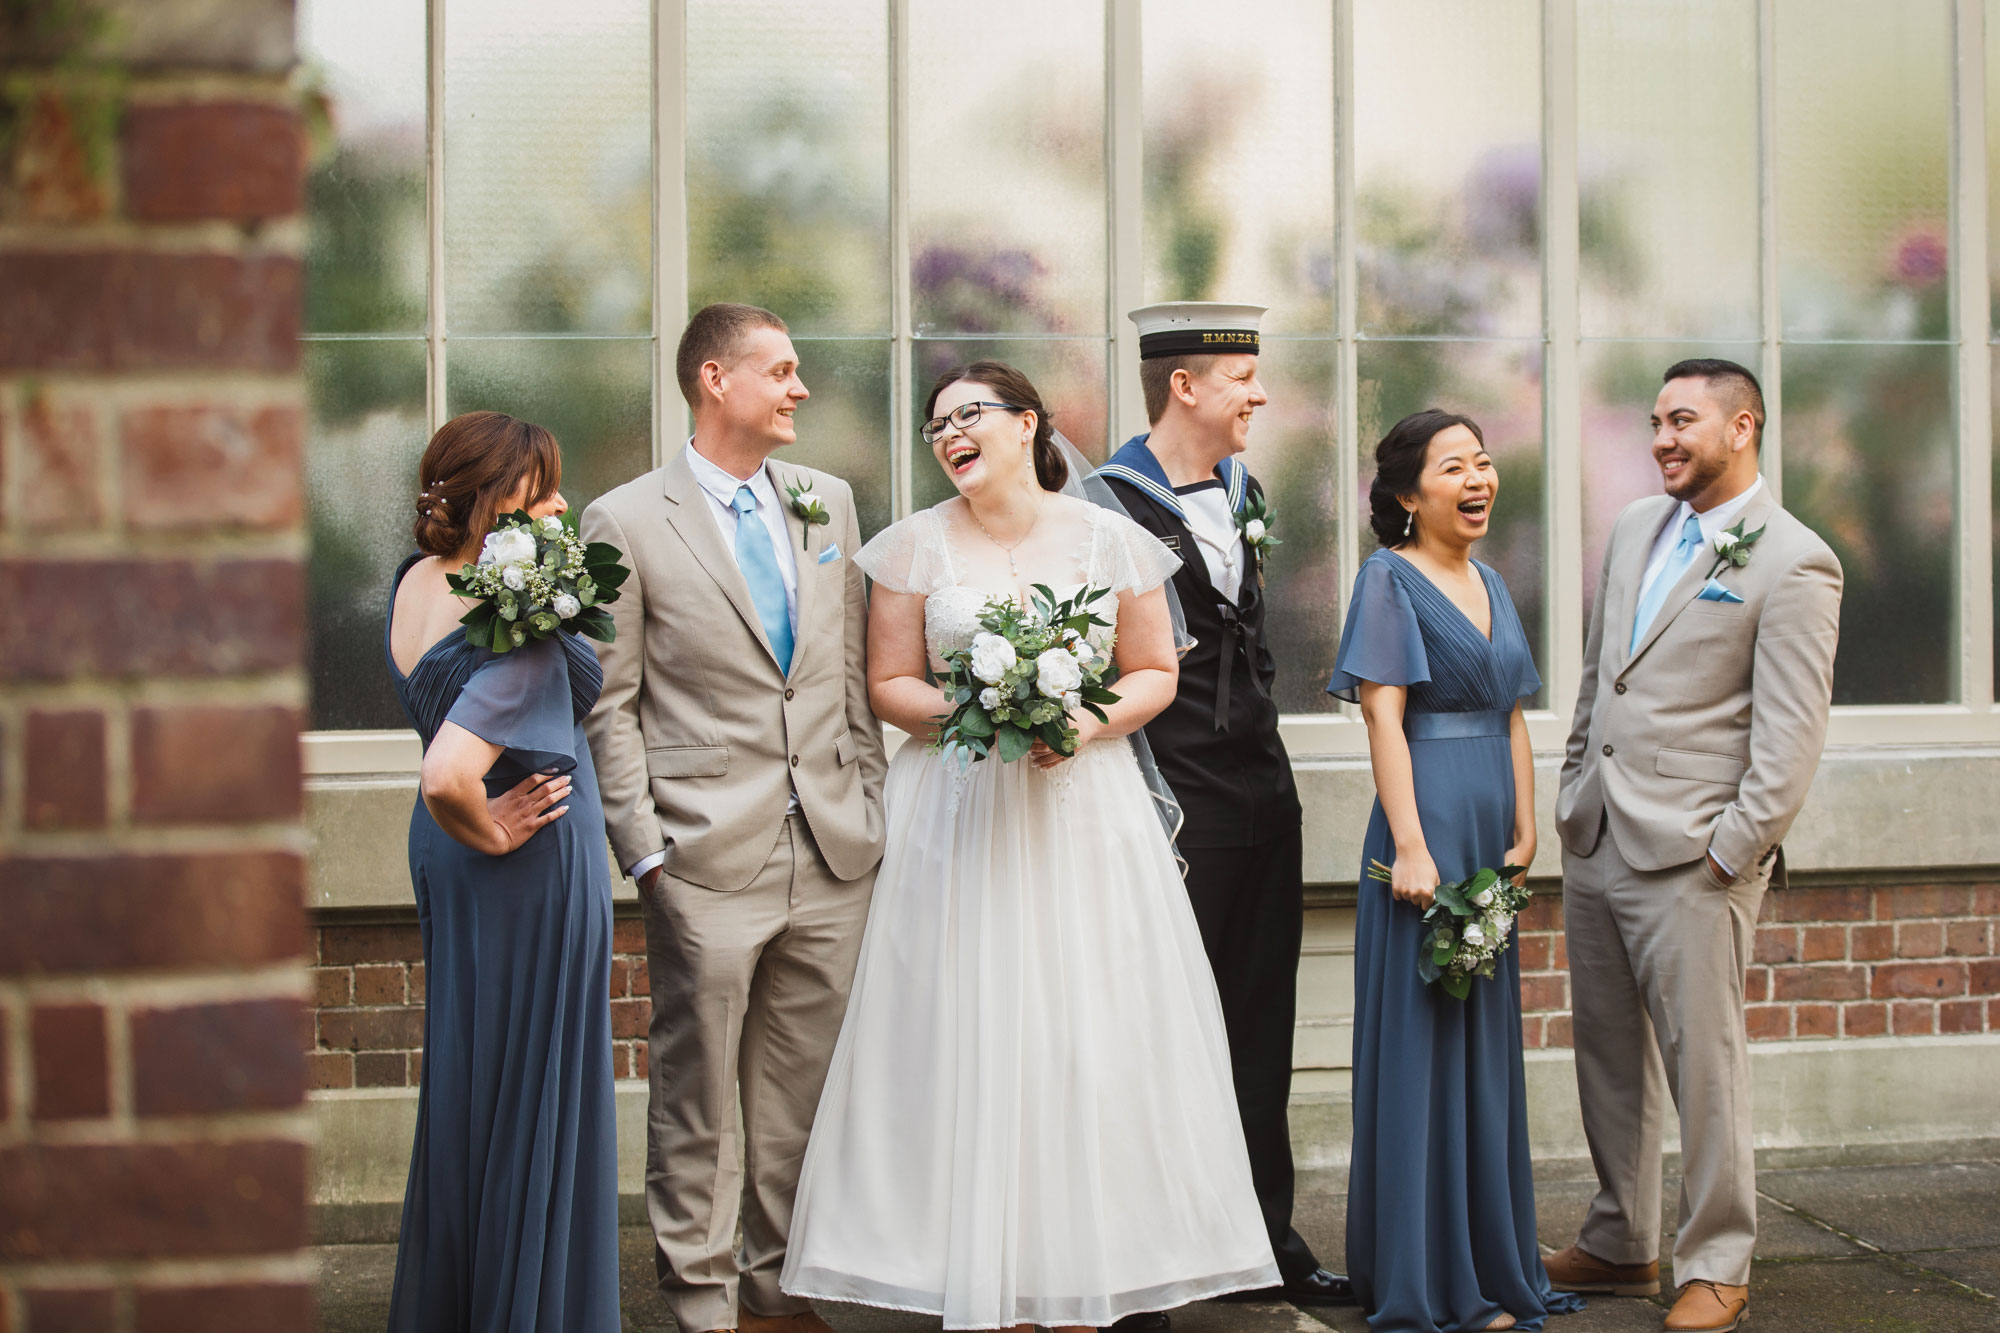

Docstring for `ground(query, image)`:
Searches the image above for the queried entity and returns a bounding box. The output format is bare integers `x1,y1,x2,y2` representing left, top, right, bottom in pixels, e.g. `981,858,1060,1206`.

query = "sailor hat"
1128,301,1266,360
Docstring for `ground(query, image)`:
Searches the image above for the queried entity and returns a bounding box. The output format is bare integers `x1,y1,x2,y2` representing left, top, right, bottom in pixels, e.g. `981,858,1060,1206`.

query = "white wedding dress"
782,498,1279,1329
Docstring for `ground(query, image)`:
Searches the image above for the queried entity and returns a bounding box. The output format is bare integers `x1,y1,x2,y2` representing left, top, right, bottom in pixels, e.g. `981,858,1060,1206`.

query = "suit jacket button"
790,754,800,768
1602,743,1614,756
784,688,795,700
1614,683,1627,694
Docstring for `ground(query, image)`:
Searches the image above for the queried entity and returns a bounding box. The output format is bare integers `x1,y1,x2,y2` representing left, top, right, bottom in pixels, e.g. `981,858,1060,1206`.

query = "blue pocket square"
817,543,842,565
1697,578,1745,604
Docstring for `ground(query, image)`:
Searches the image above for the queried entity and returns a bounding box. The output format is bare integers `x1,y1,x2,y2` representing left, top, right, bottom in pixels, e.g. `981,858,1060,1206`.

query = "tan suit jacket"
581,451,887,892
1556,488,1841,887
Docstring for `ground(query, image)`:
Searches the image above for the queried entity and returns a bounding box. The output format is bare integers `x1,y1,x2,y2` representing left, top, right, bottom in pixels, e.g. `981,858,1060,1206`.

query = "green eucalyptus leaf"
996,725,1034,764
1444,972,1472,1001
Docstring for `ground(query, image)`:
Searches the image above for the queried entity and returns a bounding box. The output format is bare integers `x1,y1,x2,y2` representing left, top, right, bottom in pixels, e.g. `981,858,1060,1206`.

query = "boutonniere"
1706,518,1765,579
1236,492,1281,568
783,475,829,550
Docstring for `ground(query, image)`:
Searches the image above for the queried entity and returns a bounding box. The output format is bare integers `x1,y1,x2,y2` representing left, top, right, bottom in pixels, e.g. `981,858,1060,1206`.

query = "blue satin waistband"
1404,708,1512,741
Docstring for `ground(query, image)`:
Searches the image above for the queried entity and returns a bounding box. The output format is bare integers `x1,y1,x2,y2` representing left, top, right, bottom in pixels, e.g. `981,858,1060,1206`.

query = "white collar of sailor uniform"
1096,434,1248,521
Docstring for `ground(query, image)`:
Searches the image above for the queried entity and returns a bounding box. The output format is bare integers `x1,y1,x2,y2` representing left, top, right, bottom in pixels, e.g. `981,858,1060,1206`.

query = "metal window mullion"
655,0,690,463
1542,0,1582,723
889,0,914,519
1333,0,1359,697
1107,0,1145,451
1955,0,1995,708
427,0,447,433
1758,0,1783,498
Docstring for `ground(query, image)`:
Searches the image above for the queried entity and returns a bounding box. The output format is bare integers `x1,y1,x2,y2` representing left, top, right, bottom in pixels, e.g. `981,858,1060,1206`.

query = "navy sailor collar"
1095,434,1248,521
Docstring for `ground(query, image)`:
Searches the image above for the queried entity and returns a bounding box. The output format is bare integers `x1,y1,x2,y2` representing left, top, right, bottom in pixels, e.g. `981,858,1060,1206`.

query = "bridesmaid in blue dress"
383,411,621,1332
1327,411,1582,1333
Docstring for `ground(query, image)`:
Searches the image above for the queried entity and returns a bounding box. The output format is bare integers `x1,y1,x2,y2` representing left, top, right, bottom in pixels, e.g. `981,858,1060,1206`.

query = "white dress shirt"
1176,480,1244,604
630,442,803,882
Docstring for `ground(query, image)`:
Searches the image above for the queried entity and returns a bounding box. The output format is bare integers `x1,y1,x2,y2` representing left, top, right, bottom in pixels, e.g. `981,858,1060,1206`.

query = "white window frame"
303,0,2000,776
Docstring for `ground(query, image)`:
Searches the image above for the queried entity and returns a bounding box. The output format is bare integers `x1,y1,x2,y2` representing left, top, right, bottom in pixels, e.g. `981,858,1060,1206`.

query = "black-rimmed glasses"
921,400,1026,445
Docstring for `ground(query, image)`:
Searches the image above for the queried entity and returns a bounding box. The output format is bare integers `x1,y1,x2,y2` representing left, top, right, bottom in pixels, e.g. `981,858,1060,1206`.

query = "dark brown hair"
1663,357,1765,449
412,411,562,559
675,302,789,409
1138,353,1219,424
1369,409,1486,547
924,359,1068,492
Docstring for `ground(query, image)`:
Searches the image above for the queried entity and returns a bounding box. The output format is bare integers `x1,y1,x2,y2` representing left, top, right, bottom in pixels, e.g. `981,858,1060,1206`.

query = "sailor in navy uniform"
1097,303,1353,1315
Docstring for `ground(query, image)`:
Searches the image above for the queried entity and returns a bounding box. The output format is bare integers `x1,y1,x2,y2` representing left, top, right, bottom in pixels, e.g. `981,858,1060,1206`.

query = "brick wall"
0,2,313,1328
1519,882,2000,1048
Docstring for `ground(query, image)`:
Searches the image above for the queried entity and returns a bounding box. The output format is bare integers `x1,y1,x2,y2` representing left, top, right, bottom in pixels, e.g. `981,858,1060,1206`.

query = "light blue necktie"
1631,512,1705,654
731,485,794,674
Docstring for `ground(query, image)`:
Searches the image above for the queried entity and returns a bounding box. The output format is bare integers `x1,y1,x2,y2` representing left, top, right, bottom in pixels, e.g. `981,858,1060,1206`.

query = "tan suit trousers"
1562,814,1771,1288
641,813,872,1332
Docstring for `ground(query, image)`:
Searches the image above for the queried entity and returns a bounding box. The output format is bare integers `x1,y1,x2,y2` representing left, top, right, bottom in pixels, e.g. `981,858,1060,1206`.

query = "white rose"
502,565,526,591
1462,921,1486,949
1713,531,1739,554
978,686,1002,711
553,593,581,619
1062,690,1081,709
969,632,1017,684
795,491,823,511
1245,518,1266,541
1034,647,1084,698
482,528,537,568
1469,885,1494,908
541,515,565,537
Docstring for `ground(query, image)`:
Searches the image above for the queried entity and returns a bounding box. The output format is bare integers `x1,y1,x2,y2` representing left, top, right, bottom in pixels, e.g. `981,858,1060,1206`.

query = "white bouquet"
447,509,629,653
932,583,1121,763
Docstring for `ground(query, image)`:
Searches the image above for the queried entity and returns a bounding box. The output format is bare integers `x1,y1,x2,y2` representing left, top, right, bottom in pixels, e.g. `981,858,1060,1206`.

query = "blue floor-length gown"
384,553,621,1333
1328,549,1581,1333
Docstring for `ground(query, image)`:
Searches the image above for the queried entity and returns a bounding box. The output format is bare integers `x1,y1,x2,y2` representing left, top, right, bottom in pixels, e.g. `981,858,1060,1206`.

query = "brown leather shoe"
741,1312,837,1333
1542,1243,1661,1296
1664,1280,1748,1332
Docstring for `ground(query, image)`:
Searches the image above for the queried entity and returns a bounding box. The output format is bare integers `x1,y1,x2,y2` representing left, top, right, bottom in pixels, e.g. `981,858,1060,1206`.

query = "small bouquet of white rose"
931,583,1122,764
447,509,629,653
1366,859,1531,1001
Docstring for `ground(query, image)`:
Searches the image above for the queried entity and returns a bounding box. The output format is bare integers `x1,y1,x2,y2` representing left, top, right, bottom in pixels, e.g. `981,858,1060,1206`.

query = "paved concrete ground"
317,1160,1998,1332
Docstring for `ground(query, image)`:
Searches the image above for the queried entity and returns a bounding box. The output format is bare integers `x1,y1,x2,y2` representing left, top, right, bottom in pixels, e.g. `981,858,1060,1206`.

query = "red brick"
0,853,304,975
1745,1005,1791,1040
613,920,647,954
1850,924,1894,961
17,390,103,530
121,404,302,531
131,704,300,824
1973,959,2000,995
626,956,649,997
131,999,306,1116
122,102,303,223
135,1281,313,1333
352,964,405,1006
1990,998,2000,1027
1876,885,1972,919
610,998,649,1040
353,1052,406,1088
0,1140,308,1259
318,1008,423,1052
409,962,426,1004
1519,974,1567,1013
1770,886,1870,922
1515,934,1552,972
0,1011,9,1118
613,1044,631,1079
1794,1003,1837,1038
311,967,351,1007
608,957,632,998
1545,1013,1574,1047
1938,999,1985,1034
1891,1001,1935,1036
24,709,106,830
409,1051,423,1083
31,1004,108,1121
1972,885,2000,915
1870,961,1967,999
1744,967,1769,1002
5,88,110,223
0,558,302,681
20,1286,116,1331
1800,926,1846,962
1944,921,1990,957
1895,921,1945,958
1771,964,1867,1002
1549,932,1568,969
1521,1016,1545,1049
1754,926,1798,964
305,1051,351,1090
319,924,423,966
1518,896,1562,931
0,250,300,374
1842,1002,1887,1036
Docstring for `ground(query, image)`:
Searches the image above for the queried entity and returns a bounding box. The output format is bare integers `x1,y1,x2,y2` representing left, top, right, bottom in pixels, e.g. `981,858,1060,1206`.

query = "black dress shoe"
1220,1268,1358,1307
1110,1311,1170,1332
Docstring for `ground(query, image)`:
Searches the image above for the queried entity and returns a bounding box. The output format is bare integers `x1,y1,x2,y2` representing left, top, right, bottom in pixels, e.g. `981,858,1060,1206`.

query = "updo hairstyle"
924,359,1069,492
412,410,562,559
1368,409,1485,548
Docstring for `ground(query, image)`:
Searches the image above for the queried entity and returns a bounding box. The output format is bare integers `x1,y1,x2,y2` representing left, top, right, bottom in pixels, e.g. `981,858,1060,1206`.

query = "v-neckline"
1382,548,1495,644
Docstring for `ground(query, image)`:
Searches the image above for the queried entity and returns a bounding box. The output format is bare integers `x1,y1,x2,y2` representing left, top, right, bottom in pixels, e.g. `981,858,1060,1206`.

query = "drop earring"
1404,510,1415,539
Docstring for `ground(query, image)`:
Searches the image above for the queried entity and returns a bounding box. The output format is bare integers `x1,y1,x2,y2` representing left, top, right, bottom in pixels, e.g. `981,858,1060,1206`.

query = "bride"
782,361,1278,1330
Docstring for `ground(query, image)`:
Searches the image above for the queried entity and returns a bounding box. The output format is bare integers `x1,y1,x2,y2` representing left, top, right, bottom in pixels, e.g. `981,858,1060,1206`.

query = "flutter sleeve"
1325,553,1431,702
1094,507,1182,595
444,635,578,781
854,509,954,596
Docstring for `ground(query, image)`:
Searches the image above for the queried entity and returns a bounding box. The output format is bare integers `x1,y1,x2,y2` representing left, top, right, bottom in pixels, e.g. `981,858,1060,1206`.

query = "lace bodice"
856,498,1181,667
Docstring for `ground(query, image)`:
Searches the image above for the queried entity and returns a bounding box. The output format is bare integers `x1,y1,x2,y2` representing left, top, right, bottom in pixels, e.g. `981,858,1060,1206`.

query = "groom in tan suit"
1548,360,1841,1333
584,303,887,1333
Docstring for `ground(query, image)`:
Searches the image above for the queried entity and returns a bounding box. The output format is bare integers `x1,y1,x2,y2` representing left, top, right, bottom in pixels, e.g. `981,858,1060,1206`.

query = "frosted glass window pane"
1355,0,1541,338
304,339,427,729
1579,342,1761,625
783,339,893,540
908,339,1107,511
687,1,889,335
299,0,426,333
1141,0,1334,334
1578,0,1758,339
1784,344,1954,703
445,0,651,334
1242,339,1339,712
909,1,1106,336
1777,0,1950,341
446,339,653,516
1357,339,1545,690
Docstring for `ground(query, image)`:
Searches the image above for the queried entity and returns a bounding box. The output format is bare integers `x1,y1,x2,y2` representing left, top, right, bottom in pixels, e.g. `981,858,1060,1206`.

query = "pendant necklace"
972,499,1043,580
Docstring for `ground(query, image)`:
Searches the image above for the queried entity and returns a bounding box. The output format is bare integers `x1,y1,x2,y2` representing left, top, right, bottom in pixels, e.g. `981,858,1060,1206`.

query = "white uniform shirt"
1176,480,1244,604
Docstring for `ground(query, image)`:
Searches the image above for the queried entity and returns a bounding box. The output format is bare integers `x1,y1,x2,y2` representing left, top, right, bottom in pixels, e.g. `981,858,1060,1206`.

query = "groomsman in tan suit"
583,303,887,1333
1548,360,1841,1333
